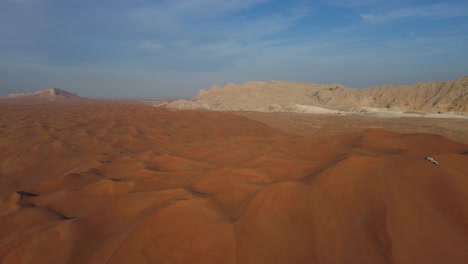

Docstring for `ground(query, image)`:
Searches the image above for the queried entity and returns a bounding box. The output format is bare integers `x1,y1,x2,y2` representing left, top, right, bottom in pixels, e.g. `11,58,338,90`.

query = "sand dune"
1,102,468,263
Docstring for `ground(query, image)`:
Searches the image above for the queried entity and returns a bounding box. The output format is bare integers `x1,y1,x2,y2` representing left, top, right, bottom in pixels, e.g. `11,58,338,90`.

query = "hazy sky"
1,0,467,98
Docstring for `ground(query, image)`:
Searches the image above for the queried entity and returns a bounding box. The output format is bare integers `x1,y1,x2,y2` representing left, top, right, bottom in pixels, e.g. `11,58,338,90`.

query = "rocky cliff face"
359,77,468,112
168,76,468,113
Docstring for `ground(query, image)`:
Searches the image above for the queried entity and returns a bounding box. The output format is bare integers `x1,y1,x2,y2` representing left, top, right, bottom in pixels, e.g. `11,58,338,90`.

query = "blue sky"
1,0,467,97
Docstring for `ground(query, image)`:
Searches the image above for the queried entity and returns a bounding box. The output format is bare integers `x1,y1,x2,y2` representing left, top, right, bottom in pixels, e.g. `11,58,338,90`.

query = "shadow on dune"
0,103,467,263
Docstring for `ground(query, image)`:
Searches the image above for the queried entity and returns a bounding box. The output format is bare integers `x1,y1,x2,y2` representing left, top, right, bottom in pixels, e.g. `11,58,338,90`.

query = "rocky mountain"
167,76,468,113
3,88,84,102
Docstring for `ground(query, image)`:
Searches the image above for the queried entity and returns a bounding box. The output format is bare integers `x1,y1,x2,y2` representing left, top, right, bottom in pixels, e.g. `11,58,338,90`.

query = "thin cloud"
361,3,468,23
130,3,310,70
2,0,32,3
170,0,270,16
324,0,389,8
126,0,278,42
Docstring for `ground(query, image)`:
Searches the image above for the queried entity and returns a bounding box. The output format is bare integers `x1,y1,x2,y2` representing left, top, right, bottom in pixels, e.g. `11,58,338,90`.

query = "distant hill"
167,76,468,113
2,88,87,103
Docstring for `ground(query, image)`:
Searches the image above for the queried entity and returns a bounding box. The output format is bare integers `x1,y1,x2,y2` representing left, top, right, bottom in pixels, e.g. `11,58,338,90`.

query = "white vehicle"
425,157,439,165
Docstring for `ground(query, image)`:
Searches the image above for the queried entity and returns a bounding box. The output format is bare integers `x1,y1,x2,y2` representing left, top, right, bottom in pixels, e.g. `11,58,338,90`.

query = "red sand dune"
0,102,467,263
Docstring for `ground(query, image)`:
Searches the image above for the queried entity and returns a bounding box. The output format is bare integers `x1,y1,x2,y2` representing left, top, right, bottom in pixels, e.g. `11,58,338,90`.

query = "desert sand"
1,101,468,263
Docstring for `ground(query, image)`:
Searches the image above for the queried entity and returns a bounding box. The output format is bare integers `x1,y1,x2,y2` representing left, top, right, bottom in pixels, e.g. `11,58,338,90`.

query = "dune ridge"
167,76,468,113
0,102,467,263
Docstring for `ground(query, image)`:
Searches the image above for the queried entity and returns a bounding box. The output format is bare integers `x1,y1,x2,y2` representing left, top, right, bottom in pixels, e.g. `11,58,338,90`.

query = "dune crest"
0,102,467,263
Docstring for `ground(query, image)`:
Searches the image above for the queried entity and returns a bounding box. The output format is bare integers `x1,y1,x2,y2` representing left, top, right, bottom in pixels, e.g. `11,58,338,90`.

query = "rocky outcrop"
167,76,468,113
359,77,468,112
5,88,82,102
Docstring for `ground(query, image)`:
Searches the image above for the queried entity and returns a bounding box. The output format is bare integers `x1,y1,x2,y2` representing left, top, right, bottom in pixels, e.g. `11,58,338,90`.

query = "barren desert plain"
1,99,468,264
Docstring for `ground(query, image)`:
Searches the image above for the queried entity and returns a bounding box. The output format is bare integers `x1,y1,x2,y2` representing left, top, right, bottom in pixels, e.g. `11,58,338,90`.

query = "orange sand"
1,102,467,263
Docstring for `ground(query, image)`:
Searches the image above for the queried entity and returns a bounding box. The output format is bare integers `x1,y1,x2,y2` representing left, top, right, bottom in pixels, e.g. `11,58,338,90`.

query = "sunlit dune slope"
0,103,467,263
